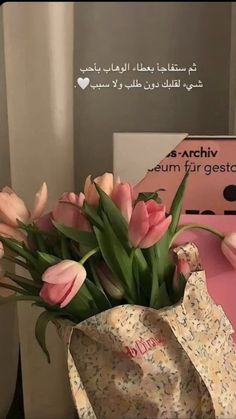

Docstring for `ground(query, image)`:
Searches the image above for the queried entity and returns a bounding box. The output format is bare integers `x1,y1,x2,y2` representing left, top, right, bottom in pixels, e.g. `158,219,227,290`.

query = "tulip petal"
77,211,91,232
0,192,30,227
84,182,99,206
177,258,191,278
42,261,77,284
40,261,87,307
146,200,165,214
221,241,236,269
61,192,84,207
60,275,86,307
53,201,79,228
84,175,92,195
112,182,133,222
42,260,86,285
40,281,72,305
36,212,54,233
95,173,114,197
2,186,14,194
146,201,166,226
31,182,48,220
223,233,236,255
0,223,27,243
77,192,85,208
139,215,172,248
128,201,149,247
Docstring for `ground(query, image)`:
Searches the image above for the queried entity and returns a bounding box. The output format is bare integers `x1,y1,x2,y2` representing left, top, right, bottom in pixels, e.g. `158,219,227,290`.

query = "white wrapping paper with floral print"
58,243,236,419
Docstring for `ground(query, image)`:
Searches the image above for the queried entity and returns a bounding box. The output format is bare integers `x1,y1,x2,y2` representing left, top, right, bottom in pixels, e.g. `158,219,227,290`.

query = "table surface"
178,215,236,341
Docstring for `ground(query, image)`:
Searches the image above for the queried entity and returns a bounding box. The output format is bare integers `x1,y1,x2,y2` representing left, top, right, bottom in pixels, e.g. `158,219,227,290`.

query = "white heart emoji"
77,77,90,90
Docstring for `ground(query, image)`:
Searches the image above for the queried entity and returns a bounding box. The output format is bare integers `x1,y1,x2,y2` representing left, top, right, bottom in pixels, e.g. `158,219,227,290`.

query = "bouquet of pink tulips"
0,172,235,359
1,172,236,419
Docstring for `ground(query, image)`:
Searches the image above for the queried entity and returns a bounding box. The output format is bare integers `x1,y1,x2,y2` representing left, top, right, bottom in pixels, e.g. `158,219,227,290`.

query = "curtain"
0,2,75,418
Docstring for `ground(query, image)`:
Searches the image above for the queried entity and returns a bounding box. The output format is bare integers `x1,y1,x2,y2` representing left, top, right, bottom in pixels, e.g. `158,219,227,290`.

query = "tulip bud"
173,257,191,291
53,192,90,231
0,223,27,244
40,260,87,308
128,200,172,249
0,187,30,227
221,233,236,269
84,173,114,206
96,262,124,300
35,212,54,233
31,182,48,220
112,182,134,222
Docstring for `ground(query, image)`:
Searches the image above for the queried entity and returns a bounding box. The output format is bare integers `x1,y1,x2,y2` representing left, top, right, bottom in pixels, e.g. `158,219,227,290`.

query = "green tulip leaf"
172,273,187,304
0,236,38,268
0,282,29,295
65,283,99,321
85,278,112,311
36,252,61,270
94,214,135,302
135,190,165,204
149,247,160,308
52,221,97,249
35,310,63,363
83,202,103,228
153,281,171,309
5,271,41,294
169,171,189,236
94,184,130,247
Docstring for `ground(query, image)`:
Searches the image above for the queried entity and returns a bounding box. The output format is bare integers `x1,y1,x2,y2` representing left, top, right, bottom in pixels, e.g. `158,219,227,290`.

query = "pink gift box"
178,215,236,342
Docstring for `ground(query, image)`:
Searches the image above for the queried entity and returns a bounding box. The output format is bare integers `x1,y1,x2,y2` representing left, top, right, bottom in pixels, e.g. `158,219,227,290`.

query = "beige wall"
0,7,19,418
2,3,76,418
0,7,10,188
74,2,231,189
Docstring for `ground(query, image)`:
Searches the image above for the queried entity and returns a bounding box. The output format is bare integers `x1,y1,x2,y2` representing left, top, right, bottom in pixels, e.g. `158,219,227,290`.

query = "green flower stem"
169,223,225,248
134,248,149,274
3,255,28,269
79,247,99,265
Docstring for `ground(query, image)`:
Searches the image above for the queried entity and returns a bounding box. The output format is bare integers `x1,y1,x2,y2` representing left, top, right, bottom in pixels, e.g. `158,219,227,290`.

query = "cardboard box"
113,133,236,214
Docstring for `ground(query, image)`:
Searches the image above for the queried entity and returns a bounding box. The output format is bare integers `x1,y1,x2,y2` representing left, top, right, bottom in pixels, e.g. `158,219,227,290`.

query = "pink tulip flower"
128,200,172,248
40,260,87,308
112,182,134,222
0,223,27,243
53,192,91,231
53,192,82,228
173,257,191,290
35,212,54,233
0,187,30,227
84,173,115,206
0,183,48,227
31,182,48,220
221,233,236,269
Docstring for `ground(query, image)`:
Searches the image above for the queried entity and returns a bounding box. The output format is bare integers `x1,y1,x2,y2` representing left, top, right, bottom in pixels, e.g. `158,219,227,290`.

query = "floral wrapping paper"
58,243,236,419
